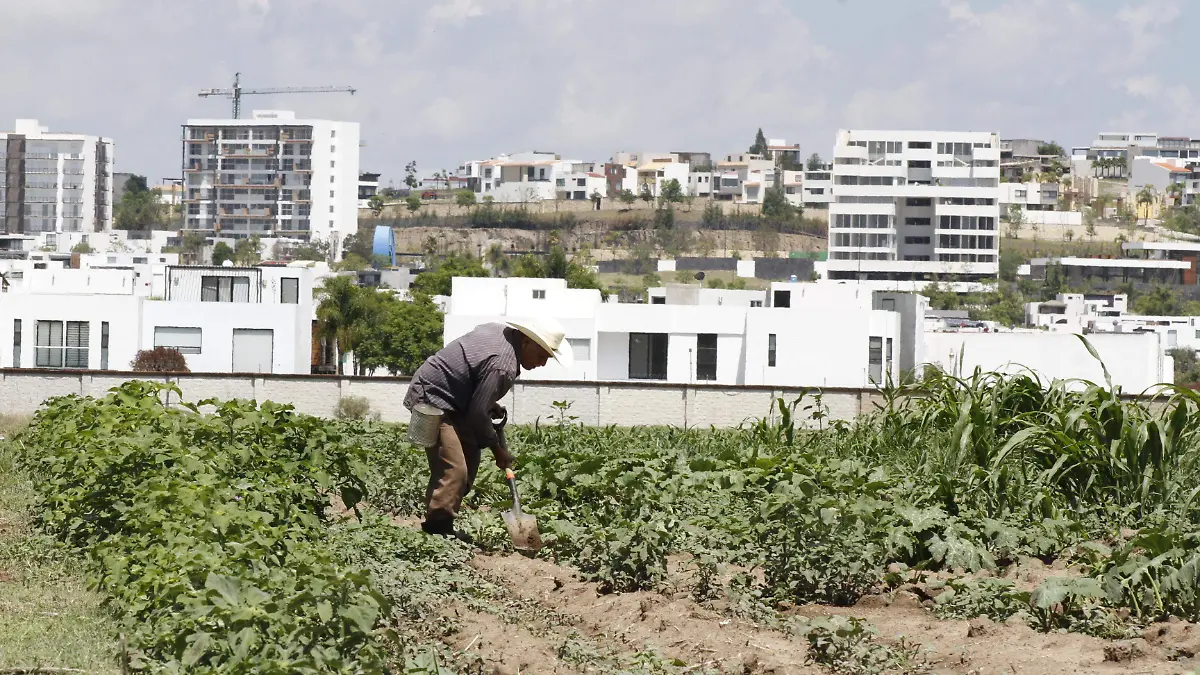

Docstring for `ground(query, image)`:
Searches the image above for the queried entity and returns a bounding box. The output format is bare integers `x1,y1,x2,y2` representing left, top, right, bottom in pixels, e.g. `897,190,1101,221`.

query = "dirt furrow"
440,600,584,675
471,553,817,674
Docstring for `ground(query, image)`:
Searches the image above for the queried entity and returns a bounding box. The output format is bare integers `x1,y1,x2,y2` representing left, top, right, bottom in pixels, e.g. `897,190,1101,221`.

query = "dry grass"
0,415,121,674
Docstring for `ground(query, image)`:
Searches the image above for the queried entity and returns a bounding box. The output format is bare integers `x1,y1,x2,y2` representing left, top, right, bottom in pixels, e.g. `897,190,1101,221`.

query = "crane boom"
197,73,356,118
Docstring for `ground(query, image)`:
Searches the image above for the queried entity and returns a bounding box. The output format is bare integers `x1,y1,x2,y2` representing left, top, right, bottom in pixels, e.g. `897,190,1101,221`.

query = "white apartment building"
635,155,692,197
0,119,114,235
802,163,833,210
998,181,1081,227
473,152,569,202
715,153,775,202
826,130,1002,290
443,277,909,388
181,110,360,253
0,264,315,374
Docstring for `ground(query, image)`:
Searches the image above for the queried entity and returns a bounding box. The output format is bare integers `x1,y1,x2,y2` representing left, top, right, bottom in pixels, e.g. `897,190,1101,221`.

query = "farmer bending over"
403,317,572,541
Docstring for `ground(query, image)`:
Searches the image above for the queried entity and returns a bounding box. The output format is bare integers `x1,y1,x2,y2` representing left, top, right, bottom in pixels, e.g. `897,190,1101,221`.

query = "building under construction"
181,110,359,252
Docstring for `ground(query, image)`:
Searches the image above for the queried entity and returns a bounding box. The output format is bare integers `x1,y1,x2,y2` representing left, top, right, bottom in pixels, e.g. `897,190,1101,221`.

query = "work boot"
421,519,474,545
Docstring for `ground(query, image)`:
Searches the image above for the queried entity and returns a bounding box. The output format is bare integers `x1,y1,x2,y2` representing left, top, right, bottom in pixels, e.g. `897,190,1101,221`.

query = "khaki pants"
424,415,481,525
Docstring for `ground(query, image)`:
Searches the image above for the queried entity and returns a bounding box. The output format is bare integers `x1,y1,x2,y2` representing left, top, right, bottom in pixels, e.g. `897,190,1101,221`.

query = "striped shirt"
404,322,521,450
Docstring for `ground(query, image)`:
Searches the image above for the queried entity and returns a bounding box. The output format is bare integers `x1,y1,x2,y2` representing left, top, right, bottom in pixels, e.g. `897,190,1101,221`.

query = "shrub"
130,347,189,372
334,395,379,421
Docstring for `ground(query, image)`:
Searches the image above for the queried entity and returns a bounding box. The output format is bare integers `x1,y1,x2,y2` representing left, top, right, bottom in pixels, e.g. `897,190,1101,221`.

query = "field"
9,369,1200,673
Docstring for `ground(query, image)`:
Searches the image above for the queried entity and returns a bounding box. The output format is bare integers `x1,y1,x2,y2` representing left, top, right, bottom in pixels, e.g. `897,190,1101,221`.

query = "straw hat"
505,317,574,368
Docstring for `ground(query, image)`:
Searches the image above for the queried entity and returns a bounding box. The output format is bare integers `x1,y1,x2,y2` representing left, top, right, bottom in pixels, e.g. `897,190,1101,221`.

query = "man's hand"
493,444,513,470
488,403,507,423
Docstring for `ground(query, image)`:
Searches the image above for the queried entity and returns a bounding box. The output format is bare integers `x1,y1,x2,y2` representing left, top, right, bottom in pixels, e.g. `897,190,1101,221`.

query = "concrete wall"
923,331,1167,392
0,369,881,428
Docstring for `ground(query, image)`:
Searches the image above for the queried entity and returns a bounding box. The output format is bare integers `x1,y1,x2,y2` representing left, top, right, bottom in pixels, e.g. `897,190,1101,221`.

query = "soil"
451,551,1200,675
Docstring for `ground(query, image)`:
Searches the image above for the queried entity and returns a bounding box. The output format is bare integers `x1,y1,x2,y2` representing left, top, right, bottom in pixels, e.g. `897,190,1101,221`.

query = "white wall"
0,294,142,370
923,332,1167,392
143,301,308,374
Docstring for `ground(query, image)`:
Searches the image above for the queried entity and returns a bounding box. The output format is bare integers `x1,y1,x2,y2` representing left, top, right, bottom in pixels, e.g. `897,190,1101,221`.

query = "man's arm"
467,368,511,450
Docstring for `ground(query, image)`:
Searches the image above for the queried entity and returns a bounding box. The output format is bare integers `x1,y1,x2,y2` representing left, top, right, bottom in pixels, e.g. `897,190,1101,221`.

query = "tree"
341,226,375,261
354,294,445,376
404,161,419,189
130,347,190,373
411,255,489,297
1037,141,1065,156
510,245,604,292
1136,185,1155,227
1003,203,1025,239
405,195,422,213
114,174,170,231
701,201,723,230
659,179,684,204
293,238,331,262
639,185,654,203
618,189,637,205
315,275,370,375
71,241,94,254
455,190,477,209
233,236,262,266
211,241,235,266
368,195,385,216
762,184,796,222
1168,348,1200,386
806,153,824,171
748,128,768,156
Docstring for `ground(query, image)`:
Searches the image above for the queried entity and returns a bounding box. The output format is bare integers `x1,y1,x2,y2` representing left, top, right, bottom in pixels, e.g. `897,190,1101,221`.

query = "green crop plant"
16,382,390,673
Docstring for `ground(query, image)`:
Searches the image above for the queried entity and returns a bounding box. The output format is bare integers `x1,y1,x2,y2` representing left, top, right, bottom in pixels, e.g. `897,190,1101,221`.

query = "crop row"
16,382,390,674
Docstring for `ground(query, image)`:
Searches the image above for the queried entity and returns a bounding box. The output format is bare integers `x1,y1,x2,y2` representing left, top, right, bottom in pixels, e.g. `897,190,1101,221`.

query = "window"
331,130,336,138
907,160,931,169
773,290,791,308
154,326,202,354
101,321,109,370
201,276,251,302
281,277,299,304
768,333,777,367
904,236,930,245
696,333,717,381
881,298,896,311
12,317,20,365
750,300,763,307
908,141,932,149
330,160,335,168
35,320,88,368
532,289,546,299
906,198,932,207
629,333,668,379
568,338,590,361
651,296,666,305
868,336,883,383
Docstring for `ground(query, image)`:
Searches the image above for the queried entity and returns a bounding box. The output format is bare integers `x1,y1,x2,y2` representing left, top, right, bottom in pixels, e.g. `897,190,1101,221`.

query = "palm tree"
1136,185,1155,227
1167,182,1184,207
315,275,367,375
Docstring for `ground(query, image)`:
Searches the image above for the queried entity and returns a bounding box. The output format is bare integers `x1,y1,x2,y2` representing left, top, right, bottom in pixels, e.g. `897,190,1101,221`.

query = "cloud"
0,0,1195,186
427,0,487,24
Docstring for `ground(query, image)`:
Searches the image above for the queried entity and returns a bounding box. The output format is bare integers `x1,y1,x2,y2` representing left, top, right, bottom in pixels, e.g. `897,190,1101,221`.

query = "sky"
1,0,1196,186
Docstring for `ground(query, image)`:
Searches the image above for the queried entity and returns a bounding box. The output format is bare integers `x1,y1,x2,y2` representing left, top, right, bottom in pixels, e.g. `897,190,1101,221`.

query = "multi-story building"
826,130,1001,291
0,119,113,235
802,162,833,210
181,110,360,252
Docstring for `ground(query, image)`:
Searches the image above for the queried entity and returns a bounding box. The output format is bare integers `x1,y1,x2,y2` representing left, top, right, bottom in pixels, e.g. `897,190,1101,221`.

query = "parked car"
421,190,438,200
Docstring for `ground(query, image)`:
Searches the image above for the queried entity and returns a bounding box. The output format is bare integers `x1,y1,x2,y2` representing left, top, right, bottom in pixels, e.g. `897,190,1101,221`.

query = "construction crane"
197,72,356,119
